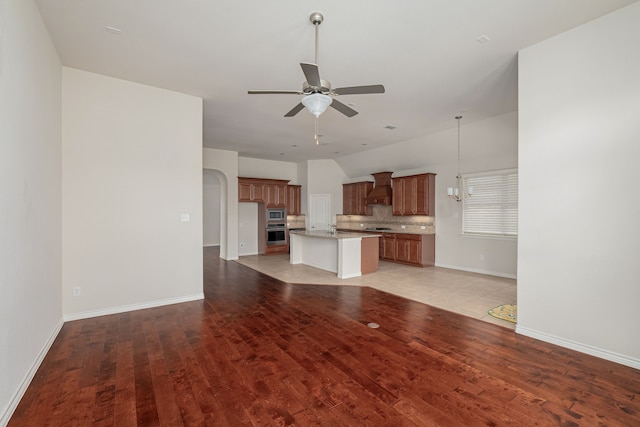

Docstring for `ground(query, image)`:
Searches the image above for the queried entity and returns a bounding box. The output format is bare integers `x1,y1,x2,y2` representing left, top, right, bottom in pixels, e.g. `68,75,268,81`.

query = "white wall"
203,171,221,246
62,68,203,319
0,0,63,423
433,113,518,278
203,148,239,260
238,157,298,182
336,113,519,278
518,2,640,368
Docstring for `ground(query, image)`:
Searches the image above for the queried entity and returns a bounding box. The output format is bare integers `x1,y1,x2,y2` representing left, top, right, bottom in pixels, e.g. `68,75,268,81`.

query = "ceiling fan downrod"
309,12,323,66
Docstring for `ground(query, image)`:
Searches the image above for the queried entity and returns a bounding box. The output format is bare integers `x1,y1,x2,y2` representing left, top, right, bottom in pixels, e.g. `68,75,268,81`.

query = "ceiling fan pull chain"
314,117,319,145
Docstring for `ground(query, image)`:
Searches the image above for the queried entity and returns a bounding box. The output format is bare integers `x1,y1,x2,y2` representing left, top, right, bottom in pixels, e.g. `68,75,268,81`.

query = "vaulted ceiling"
36,0,636,163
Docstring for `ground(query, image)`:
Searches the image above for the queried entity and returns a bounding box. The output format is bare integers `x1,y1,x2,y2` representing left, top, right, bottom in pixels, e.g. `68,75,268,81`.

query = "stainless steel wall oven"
266,223,286,246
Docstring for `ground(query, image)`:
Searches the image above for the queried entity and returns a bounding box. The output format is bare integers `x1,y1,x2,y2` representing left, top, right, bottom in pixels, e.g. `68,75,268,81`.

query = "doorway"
309,194,331,231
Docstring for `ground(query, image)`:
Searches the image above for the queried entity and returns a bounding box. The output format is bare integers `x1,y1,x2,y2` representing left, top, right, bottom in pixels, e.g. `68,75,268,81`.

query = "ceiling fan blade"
330,98,358,117
333,84,386,95
284,103,305,117
248,90,302,95
300,63,322,88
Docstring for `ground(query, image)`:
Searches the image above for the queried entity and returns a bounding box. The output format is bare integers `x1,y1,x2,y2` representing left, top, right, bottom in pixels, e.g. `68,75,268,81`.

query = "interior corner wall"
0,0,63,423
62,67,203,319
517,2,640,368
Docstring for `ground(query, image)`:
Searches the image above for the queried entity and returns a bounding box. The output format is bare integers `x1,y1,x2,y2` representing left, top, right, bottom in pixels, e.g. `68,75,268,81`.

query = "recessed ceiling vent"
366,172,393,205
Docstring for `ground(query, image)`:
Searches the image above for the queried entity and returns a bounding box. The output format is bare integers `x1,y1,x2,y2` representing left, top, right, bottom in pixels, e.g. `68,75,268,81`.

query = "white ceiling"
36,0,636,163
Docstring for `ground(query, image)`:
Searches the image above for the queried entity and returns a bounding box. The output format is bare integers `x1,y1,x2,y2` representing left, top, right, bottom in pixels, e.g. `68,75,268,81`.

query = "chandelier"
447,116,473,201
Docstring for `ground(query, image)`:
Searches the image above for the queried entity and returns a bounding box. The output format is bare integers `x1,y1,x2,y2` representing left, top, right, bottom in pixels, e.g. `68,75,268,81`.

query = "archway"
203,168,229,259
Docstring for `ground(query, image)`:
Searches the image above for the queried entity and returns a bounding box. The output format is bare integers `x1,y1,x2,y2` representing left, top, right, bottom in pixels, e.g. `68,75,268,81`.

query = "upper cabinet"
287,185,302,215
343,181,373,215
264,182,287,208
392,173,436,216
238,177,289,208
238,177,264,203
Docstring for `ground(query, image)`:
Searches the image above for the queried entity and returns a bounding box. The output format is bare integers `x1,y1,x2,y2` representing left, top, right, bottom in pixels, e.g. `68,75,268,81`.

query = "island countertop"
289,230,381,240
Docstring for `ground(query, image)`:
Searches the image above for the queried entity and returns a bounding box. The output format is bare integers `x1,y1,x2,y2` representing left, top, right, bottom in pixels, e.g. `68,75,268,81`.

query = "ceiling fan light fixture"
301,93,332,117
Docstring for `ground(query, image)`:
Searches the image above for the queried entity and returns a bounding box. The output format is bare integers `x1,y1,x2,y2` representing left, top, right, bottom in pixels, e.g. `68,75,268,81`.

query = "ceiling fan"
248,12,385,123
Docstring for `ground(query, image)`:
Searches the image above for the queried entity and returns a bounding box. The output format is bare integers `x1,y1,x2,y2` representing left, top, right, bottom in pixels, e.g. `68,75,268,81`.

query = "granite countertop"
340,228,435,235
289,230,381,240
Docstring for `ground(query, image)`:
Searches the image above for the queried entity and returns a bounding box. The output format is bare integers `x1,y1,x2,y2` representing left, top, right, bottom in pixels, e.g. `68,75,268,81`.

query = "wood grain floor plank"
8,246,640,426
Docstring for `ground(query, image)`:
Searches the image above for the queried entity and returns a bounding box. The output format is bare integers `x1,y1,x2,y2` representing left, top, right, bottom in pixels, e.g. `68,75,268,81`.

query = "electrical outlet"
420,226,426,230
401,225,406,229
72,287,81,297
360,223,364,227
180,213,190,222
479,255,485,261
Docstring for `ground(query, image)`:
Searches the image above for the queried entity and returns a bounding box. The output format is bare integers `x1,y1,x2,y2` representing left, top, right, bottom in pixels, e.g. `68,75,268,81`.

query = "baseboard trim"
1,318,64,427
434,262,517,279
516,325,640,370
63,293,204,322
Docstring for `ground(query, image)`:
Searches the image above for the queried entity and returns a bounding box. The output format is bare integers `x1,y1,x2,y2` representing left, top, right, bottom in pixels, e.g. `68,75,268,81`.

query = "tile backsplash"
287,215,306,229
336,205,435,234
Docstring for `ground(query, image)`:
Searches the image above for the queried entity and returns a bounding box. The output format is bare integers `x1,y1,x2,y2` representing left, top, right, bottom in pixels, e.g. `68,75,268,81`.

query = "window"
462,169,518,238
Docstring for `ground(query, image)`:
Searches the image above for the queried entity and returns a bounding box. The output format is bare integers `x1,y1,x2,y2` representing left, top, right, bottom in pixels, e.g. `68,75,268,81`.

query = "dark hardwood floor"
9,247,640,426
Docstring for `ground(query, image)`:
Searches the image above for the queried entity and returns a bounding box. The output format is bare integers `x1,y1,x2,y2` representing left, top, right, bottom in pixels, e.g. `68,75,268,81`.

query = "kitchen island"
289,230,380,279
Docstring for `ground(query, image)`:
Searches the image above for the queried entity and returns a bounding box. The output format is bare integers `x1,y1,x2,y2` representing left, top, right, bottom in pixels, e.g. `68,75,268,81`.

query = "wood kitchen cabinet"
379,232,435,267
264,182,287,208
238,178,264,202
286,185,302,215
395,233,423,265
380,233,396,260
238,177,289,207
343,181,373,215
359,230,435,267
392,173,436,216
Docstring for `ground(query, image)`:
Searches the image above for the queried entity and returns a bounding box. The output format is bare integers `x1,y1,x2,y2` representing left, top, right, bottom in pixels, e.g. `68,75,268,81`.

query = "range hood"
366,172,393,205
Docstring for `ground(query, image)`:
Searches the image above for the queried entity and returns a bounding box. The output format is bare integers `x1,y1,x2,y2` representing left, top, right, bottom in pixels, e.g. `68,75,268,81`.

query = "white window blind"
462,170,518,238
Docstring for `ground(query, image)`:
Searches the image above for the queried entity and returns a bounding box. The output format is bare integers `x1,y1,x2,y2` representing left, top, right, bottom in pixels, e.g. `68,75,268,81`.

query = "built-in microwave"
267,208,286,221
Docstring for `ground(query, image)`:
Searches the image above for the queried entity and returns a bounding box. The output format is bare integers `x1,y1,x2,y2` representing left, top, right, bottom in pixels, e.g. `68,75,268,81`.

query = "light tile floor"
234,254,517,330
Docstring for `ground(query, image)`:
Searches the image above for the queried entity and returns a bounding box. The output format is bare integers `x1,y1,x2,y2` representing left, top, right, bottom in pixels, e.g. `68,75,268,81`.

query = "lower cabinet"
339,230,436,267
265,243,288,255
380,232,435,267
380,233,396,260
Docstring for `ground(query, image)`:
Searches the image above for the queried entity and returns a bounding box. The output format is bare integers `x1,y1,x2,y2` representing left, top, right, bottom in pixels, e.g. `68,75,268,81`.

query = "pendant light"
447,116,473,201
